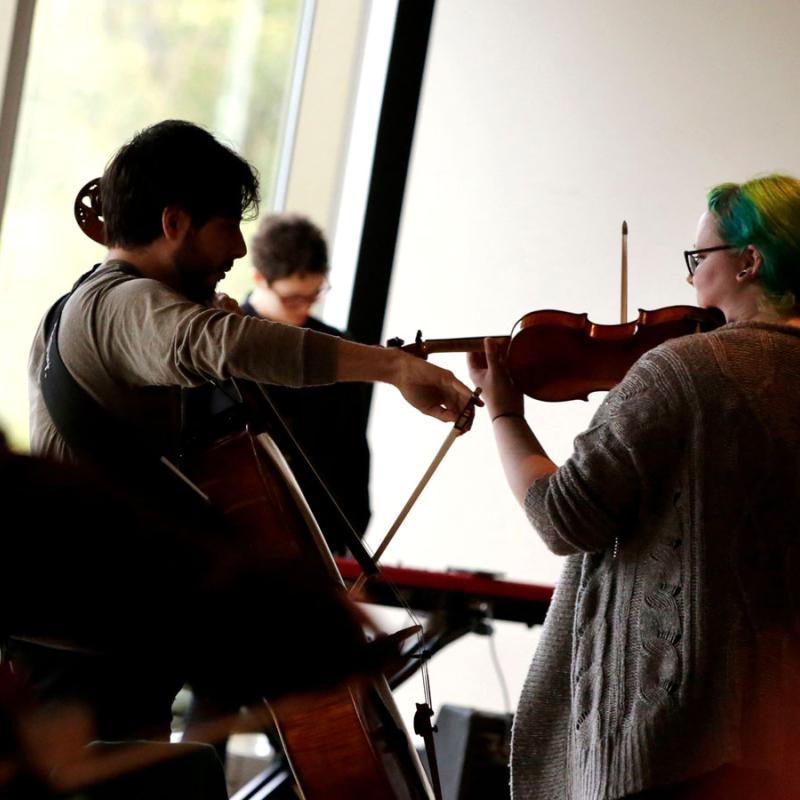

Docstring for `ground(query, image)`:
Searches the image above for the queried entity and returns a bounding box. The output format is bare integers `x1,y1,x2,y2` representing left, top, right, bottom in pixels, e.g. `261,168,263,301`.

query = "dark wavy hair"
251,213,328,282
101,120,259,248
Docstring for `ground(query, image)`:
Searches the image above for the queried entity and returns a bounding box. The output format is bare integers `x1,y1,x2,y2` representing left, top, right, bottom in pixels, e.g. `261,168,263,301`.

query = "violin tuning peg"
386,336,405,348
415,330,423,344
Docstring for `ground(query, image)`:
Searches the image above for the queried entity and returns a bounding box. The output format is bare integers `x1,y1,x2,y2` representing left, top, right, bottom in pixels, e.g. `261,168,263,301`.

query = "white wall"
283,0,368,230
364,0,800,725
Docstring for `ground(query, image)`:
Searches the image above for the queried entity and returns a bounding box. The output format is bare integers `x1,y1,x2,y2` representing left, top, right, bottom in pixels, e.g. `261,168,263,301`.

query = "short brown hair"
251,213,328,281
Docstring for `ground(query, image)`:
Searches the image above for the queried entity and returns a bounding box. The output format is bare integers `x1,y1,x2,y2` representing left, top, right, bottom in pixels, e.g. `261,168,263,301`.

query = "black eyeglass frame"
684,245,736,276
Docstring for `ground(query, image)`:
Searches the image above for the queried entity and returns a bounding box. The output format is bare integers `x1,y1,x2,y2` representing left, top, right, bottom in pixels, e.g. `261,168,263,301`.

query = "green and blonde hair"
708,174,800,309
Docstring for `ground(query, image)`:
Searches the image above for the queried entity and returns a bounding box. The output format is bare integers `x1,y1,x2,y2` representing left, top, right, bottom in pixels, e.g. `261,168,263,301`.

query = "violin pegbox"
387,330,429,359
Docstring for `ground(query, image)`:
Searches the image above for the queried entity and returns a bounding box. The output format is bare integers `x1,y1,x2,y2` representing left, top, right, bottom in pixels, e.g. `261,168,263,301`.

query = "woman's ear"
737,245,764,281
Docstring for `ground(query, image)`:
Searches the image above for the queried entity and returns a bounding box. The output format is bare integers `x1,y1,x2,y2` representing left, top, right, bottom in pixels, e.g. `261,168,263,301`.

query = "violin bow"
621,220,628,323
349,388,482,596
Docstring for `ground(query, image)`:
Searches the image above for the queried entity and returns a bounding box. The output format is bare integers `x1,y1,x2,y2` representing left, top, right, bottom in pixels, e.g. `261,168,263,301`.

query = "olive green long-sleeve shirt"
28,260,339,463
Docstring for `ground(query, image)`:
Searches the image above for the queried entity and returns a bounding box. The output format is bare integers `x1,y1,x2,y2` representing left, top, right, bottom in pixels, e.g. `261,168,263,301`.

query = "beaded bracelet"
491,411,525,423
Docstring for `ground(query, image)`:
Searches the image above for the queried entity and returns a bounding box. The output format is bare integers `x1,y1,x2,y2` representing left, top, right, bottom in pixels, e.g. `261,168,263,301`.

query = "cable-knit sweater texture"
511,322,800,799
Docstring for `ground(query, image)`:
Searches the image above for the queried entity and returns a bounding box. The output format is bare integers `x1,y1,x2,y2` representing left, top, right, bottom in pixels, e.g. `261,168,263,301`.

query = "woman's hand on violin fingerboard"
467,337,523,418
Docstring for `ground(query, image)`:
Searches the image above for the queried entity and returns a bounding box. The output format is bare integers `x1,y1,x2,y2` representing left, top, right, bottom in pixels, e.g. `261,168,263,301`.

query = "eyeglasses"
270,280,330,309
684,245,736,276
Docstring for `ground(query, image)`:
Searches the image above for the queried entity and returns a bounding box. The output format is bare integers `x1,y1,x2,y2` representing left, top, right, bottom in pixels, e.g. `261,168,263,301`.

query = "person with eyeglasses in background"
240,212,372,552
469,174,800,800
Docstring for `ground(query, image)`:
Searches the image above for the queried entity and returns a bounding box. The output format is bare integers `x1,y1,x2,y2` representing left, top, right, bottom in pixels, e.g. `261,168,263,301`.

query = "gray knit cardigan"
511,322,800,799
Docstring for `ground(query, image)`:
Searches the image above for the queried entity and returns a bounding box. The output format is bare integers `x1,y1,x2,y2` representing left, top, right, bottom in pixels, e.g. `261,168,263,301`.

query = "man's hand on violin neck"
334,339,476,423
393,351,476,423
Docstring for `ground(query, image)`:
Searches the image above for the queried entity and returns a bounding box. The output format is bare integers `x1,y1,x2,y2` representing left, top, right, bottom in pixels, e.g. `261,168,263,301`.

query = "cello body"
180,426,434,800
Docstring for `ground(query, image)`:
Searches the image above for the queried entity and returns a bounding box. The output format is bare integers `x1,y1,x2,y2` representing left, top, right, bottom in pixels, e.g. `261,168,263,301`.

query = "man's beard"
173,235,219,304
182,277,216,305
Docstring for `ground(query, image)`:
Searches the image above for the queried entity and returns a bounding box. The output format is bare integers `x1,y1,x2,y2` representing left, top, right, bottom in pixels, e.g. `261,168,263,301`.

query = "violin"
390,304,725,402
391,220,725,402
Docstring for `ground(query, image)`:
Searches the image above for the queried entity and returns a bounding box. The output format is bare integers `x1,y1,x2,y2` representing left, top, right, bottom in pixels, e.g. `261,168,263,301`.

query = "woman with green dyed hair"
472,174,800,799
689,174,800,320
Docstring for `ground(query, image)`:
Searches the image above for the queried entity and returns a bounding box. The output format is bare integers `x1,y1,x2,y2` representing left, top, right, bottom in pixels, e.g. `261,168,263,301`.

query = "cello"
74,179,439,799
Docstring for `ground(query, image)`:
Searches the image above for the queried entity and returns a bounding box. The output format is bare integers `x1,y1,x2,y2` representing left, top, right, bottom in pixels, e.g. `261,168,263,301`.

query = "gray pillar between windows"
346,0,436,347
0,0,36,244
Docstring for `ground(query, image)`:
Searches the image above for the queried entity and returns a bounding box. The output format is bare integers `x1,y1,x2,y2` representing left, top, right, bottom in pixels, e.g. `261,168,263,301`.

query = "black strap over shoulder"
39,266,219,524
40,265,162,472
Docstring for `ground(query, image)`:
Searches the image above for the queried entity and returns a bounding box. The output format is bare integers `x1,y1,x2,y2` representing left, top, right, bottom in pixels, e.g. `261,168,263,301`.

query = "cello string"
208,377,369,558
210,377,439,712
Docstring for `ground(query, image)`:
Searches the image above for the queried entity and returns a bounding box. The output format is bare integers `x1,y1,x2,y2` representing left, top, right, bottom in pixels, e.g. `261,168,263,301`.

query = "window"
0,0,303,448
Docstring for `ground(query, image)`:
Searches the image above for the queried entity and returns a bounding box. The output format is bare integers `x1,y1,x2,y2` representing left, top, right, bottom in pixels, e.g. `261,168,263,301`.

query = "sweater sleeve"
524,346,686,555
63,276,338,389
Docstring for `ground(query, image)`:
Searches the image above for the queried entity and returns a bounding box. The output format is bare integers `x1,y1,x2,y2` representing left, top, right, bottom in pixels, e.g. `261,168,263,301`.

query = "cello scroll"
74,178,105,245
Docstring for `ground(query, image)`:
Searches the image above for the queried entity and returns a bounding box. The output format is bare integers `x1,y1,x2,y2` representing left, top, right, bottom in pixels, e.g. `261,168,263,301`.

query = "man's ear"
161,206,191,242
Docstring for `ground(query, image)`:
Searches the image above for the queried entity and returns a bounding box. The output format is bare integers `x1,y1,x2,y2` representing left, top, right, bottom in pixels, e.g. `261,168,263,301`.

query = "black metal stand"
230,757,296,800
